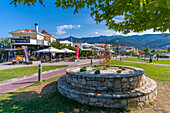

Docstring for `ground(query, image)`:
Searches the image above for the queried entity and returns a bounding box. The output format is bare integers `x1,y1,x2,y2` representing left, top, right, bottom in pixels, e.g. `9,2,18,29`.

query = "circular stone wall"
58,65,157,108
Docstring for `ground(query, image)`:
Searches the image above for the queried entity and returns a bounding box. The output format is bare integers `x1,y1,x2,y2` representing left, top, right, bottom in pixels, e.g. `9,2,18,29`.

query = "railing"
11,38,49,46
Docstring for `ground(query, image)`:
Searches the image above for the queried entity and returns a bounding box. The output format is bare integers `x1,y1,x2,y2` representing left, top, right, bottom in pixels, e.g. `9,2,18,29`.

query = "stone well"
58,65,157,108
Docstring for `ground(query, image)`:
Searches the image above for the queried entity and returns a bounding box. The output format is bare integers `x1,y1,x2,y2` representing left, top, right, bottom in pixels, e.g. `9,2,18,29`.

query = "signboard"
76,46,79,59
12,38,30,43
21,46,29,63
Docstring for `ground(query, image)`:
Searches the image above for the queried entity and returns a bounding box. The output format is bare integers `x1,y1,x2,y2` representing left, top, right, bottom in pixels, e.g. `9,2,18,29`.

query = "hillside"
57,33,170,49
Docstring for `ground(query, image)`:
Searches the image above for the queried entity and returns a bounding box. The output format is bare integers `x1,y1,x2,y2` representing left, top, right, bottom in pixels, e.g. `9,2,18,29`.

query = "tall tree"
143,47,150,53
10,0,170,34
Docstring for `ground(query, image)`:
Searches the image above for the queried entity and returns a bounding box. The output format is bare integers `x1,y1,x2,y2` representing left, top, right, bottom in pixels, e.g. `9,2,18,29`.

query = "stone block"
122,83,130,89
121,99,127,106
129,77,133,82
81,79,86,85
73,78,78,83
95,102,103,107
90,97,97,103
97,87,103,90
122,78,128,82
114,80,121,88
140,96,146,101
87,81,92,85
98,98,106,103
128,101,137,107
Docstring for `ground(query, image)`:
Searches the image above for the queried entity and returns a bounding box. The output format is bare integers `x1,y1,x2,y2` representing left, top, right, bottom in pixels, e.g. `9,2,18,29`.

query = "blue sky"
0,0,167,38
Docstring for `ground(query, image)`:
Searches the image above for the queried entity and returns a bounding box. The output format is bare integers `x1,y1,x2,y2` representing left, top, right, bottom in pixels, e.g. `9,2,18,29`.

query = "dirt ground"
14,81,170,113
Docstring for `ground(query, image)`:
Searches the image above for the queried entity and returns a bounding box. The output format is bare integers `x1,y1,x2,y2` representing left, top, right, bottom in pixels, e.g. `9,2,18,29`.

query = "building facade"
8,23,57,56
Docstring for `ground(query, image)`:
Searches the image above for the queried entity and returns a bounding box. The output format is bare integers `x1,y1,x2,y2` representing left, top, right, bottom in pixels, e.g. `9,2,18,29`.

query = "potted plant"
30,57,41,64
12,60,17,65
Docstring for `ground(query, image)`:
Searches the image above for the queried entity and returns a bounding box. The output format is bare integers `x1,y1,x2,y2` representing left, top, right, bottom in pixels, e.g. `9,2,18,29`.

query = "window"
27,36,30,39
19,36,30,39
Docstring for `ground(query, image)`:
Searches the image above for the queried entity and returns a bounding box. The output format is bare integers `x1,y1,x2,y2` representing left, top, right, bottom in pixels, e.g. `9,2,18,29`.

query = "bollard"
38,64,42,82
91,58,92,65
120,56,122,61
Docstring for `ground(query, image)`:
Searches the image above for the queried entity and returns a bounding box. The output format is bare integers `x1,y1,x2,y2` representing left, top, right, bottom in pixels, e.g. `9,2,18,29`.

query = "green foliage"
70,56,77,59
117,69,122,73
29,57,37,61
129,50,136,54
94,69,100,74
0,38,12,47
49,41,63,49
168,47,170,52
10,0,170,34
80,66,87,72
158,55,170,58
143,47,150,53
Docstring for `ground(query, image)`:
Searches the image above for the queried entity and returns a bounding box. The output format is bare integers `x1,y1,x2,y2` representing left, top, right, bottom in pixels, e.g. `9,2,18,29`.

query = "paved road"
0,59,100,94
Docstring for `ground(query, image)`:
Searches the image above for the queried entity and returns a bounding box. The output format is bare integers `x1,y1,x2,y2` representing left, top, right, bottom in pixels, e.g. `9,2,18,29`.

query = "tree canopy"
10,0,170,34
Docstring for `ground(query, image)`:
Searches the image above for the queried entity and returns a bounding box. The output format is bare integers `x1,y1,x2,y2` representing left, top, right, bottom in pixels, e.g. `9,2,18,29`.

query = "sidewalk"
0,60,100,94
0,59,99,70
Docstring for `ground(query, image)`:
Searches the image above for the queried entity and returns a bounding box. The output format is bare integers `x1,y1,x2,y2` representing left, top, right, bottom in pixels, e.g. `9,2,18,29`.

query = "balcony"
11,38,49,46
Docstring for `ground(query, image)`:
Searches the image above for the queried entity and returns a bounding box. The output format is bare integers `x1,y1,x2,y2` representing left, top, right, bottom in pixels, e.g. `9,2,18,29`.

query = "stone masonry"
58,65,157,108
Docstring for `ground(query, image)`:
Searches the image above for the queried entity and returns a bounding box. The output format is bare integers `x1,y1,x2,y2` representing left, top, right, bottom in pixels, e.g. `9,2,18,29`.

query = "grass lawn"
0,60,169,112
0,65,68,81
122,56,170,65
109,60,170,84
0,74,119,113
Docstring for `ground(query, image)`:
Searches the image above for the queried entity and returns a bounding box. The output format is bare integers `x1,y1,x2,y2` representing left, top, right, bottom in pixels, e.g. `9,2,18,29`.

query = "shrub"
80,66,87,72
70,56,77,59
93,65,98,67
94,69,100,74
117,69,122,73
158,55,170,58
30,57,37,61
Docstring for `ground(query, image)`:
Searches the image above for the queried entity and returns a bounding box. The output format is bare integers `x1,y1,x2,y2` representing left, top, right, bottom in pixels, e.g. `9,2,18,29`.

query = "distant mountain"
108,38,144,48
57,33,170,49
145,36,170,49
57,35,123,44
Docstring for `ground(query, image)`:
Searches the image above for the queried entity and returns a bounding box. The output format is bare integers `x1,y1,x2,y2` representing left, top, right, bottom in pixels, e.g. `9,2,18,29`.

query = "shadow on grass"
0,81,127,113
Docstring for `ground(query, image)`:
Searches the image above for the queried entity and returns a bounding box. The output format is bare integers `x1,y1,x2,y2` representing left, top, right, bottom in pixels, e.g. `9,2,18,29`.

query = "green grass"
0,74,124,113
0,65,68,81
122,56,170,65
109,60,170,84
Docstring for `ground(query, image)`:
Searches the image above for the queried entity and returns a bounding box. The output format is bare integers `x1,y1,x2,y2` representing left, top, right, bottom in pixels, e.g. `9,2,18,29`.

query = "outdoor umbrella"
36,47,65,53
61,48,75,60
61,48,75,53
36,47,65,62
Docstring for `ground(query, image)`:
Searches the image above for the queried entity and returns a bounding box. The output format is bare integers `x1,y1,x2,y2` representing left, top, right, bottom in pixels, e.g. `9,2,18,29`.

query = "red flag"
76,46,79,59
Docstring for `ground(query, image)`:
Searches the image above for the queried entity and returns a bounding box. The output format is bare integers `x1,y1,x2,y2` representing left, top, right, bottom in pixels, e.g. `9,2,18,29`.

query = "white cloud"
95,32,98,34
94,29,169,36
56,25,81,35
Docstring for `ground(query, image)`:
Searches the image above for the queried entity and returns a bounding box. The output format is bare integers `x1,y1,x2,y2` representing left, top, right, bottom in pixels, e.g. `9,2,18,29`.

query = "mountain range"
57,33,170,49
